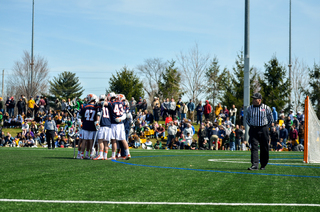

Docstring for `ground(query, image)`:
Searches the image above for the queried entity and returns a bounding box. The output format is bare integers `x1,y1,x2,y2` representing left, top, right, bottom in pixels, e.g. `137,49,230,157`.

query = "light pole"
30,0,35,97
244,0,250,142
288,0,292,110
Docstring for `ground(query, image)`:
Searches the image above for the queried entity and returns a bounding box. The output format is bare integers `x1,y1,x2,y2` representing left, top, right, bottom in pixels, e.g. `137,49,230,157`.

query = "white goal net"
305,97,320,163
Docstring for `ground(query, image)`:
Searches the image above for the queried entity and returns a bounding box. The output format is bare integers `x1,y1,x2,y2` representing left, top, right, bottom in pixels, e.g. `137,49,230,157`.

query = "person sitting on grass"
15,115,23,128
55,136,62,148
18,137,26,147
4,132,14,147
136,123,144,137
21,122,29,136
26,109,33,119
57,127,65,138
277,139,283,151
142,138,153,150
179,134,186,150
199,138,209,150
185,132,193,149
30,121,38,135
133,134,141,148
128,135,135,148
34,133,41,146
154,139,162,149
190,139,198,150
34,111,41,123
155,124,165,140
40,131,46,146
172,137,180,149
3,112,10,128
241,140,247,151
25,135,35,147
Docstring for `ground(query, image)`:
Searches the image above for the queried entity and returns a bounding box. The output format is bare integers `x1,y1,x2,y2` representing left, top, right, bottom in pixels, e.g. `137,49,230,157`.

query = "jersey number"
84,110,96,121
102,107,109,118
113,104,123,116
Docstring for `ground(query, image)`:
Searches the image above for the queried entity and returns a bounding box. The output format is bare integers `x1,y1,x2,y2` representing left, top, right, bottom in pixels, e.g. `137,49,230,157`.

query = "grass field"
0,148,320,211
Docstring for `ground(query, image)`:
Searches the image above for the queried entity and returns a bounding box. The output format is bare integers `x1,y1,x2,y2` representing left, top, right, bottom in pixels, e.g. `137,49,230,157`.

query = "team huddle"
75,92,131,160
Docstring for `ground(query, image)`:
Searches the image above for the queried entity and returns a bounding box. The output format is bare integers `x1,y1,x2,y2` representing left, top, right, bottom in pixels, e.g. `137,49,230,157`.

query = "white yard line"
0,199,319,207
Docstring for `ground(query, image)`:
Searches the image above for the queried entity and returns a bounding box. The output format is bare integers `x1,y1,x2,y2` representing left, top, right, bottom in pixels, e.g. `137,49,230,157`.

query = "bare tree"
137,58,167,103
291,57,309,112
7,51,50,99
177,43,210,103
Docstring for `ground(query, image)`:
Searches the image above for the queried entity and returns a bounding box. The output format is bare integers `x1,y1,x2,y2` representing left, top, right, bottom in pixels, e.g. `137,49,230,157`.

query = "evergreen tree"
158,60,183,100
49,71,84,100
205,57,227,115
304,63,320,118
221,51,257,110
106,66,144,101
259,56,290,112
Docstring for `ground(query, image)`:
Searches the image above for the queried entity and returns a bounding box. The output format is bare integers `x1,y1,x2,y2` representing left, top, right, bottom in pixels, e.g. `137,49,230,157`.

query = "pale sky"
1,0,319,99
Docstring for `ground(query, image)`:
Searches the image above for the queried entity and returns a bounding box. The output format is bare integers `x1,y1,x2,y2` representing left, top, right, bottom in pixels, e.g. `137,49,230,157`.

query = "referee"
246,93,273,170
44,115,58,149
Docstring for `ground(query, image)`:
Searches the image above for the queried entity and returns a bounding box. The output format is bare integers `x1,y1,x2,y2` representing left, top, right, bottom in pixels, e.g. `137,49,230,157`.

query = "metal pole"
244,0,250,142
2,70,4,98
288,0,292,110
30,0,35,97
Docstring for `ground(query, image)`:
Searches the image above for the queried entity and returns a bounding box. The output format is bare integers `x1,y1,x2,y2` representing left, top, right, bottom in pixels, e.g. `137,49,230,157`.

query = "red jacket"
204,104,212,115
289,129,298,140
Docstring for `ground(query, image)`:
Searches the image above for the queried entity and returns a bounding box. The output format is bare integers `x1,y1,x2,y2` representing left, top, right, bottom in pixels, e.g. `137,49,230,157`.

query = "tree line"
5,47,320,118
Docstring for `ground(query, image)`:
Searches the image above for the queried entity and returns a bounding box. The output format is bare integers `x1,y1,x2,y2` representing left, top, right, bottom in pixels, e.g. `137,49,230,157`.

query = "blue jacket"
196,105,204,116
218,129,226,139
272,107,278,122
187,102,195,111
279,128,288,139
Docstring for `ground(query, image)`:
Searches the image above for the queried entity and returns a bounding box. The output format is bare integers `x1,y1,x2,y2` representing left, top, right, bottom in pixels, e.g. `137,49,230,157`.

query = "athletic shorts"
79,129,83,139
97,126,111,141
111,124,126,141
82,130,96,140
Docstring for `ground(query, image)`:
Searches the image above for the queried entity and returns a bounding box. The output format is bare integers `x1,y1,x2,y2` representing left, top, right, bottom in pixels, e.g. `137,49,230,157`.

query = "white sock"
99,151,103,157
78,151,81,155
125,149,130,155
86,151,89,157
104,151,108,158
112,152,116,158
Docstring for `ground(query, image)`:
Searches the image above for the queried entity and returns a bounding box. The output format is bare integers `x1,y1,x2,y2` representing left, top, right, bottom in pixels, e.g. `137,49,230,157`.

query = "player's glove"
94,121,100,130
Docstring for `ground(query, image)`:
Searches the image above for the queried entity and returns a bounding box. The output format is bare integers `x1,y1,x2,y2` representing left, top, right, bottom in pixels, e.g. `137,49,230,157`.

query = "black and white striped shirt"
246,103,273,127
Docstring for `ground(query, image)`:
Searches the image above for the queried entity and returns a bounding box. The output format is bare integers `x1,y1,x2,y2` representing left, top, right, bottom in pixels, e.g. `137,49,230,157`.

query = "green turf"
0,148,319,211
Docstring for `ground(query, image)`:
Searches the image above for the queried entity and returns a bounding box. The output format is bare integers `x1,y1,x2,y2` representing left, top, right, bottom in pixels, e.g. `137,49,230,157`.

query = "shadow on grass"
203,167,247,171
43,157,76,160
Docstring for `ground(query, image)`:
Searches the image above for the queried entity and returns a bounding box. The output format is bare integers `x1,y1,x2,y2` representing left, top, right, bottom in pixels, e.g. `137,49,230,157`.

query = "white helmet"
87,94,98,103
116,94,126,102
99,94,106,101
107,92,116,101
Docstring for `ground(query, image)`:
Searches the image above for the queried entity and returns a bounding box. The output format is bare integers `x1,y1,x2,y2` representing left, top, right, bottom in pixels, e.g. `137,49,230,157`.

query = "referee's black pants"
249,125,269,167
46,130,55,149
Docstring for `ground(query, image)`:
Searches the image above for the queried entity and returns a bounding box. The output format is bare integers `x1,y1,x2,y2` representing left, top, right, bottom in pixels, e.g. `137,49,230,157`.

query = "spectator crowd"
0,94,305,152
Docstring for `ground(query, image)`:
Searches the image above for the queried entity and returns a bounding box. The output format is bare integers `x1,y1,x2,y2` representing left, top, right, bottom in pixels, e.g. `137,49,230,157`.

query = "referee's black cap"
251,92,262,99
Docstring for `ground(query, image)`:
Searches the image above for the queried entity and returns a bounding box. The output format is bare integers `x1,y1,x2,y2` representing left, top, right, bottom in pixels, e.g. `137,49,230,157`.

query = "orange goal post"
304,96,320,163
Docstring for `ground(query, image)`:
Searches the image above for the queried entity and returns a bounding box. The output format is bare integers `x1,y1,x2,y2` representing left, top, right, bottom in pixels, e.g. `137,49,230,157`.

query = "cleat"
77,154,83,159
85,155,91,160
104,157,108,160
107,157,116,160
124,154,131,160
93,155,104,160
247,166,258,171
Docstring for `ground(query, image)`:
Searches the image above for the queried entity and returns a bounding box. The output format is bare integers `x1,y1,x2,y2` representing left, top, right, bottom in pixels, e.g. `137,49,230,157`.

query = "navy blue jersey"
108,100,125,124
100,103,112,127
79,103,99,131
